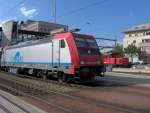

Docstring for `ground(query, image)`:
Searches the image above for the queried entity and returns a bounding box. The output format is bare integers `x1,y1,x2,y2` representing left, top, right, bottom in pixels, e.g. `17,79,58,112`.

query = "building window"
146,32,150,36
133,40,136,44
142,39,144,43
143,32,146,36
145,39,150,43
129,34,132,37
135,34,138,37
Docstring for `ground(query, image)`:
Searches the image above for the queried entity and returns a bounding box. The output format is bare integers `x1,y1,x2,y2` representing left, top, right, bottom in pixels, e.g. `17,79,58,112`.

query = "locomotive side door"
52,39,71,68
52,39,60,67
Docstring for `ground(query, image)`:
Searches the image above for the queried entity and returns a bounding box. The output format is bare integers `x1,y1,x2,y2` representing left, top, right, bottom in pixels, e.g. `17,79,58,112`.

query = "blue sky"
0,0,150,45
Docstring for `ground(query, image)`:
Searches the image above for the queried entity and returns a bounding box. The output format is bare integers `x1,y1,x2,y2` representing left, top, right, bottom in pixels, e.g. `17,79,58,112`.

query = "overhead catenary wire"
57,0,112,19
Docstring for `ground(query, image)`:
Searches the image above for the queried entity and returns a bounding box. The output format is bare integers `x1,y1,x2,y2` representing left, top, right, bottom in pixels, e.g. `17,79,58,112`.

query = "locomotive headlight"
97,61,101,64
80,61,85,65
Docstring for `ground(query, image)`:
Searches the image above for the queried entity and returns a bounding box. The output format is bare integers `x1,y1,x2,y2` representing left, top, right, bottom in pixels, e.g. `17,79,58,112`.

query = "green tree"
124,43,141,62
114,44,124,57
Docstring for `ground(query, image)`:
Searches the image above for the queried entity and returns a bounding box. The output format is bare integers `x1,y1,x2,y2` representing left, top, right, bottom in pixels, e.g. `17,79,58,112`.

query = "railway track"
0,71,77,93
0,71,148,113
0,72,77,113
1,71,90,89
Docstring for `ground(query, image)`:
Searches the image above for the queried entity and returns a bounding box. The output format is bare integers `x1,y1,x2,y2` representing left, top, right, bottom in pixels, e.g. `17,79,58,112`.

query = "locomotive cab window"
60,39,66,48
75,36,99,55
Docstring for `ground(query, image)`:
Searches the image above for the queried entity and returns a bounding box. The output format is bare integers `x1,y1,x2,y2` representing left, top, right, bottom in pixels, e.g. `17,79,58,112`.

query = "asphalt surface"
1,72,150,113
97,72,150,86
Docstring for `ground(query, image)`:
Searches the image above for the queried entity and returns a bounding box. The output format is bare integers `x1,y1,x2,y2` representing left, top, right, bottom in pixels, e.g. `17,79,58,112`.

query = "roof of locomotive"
6,32,95,49
6,37,52,49
53,32,95,39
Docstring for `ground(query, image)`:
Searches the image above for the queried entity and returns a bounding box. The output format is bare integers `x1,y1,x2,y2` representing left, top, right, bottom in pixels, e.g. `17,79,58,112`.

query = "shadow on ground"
75,73,150,87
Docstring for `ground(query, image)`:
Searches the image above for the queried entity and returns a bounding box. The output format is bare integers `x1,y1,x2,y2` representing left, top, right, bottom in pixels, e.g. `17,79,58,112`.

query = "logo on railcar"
13,51,23,62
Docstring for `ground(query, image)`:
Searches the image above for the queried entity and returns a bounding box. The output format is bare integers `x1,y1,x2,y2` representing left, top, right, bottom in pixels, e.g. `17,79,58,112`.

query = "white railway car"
1,32,104,82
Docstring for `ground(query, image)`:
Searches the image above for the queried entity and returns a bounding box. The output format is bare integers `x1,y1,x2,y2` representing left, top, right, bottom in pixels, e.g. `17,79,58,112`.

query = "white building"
123,23,150,48
124,23,150,63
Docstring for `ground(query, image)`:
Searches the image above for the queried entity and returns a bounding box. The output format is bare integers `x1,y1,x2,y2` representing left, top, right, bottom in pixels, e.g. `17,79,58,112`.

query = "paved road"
96,72,150,87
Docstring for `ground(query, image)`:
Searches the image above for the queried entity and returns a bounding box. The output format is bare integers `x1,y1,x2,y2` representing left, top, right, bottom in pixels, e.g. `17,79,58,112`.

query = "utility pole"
52,0,57,23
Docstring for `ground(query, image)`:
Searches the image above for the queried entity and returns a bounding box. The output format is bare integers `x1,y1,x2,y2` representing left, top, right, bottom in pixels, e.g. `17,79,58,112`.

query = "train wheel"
36,70,47,80
37,70,42,78
58,72,67,83
42,73,46,81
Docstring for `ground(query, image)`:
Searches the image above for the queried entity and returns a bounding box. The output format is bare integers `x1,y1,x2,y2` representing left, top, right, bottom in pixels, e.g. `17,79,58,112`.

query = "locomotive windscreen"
74,36,100,55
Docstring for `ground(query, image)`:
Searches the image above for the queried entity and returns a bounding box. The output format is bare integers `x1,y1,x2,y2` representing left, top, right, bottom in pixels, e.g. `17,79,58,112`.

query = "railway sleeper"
0,83,22,96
